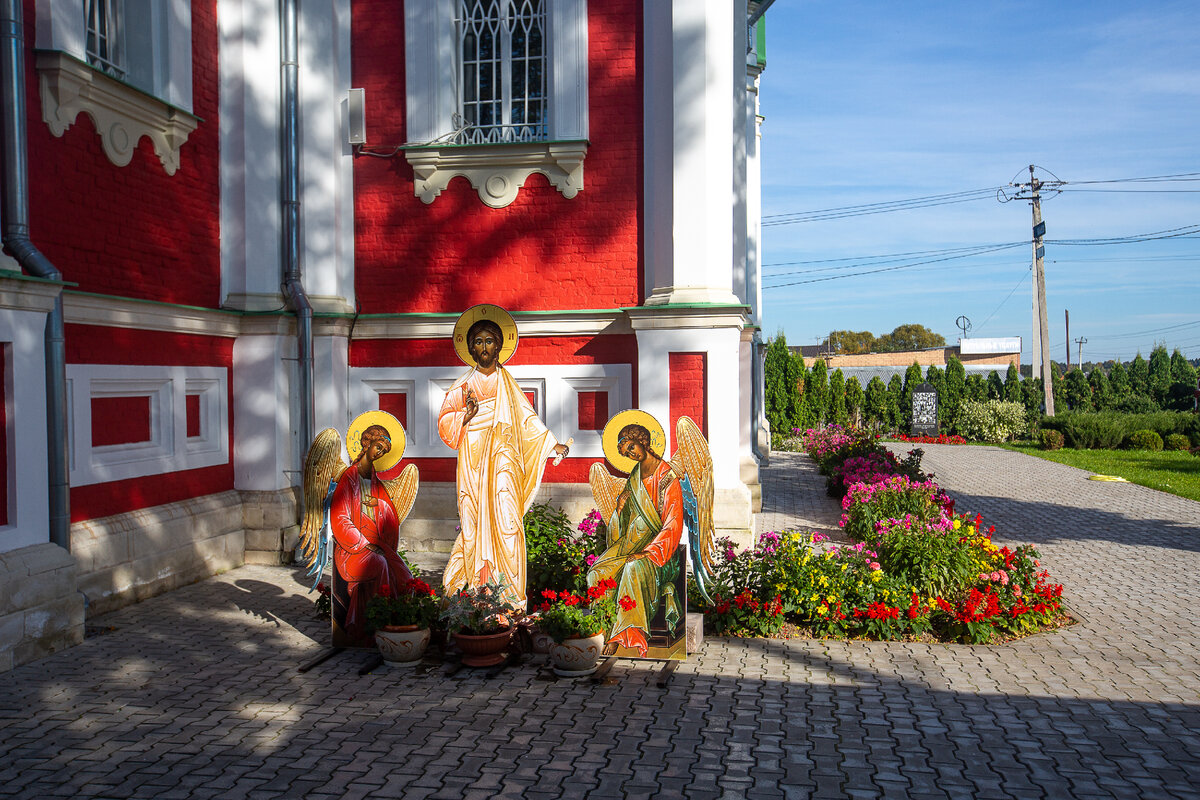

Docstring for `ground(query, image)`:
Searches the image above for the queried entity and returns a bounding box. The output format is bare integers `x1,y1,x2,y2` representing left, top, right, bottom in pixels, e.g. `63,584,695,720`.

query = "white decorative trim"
351,309,629,340
404,141,588,208
68,365,229,487
63,292,241,337
37,50,200,175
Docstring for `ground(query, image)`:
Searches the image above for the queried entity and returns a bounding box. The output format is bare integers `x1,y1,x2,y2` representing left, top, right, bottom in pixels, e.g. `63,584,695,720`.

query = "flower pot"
548,633,605,677
374,625,431,668
453,627,513,667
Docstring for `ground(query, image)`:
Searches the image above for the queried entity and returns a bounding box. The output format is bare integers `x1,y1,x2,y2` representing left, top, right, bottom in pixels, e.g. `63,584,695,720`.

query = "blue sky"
758,1,1200,365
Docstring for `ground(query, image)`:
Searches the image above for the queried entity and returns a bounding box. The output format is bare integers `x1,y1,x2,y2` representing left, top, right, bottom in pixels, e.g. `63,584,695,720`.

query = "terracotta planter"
453,627,513,667
548,633,605,677
374,625,431,668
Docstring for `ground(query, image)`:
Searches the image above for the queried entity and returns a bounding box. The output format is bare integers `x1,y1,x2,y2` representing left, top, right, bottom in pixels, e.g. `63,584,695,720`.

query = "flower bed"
691,426,1070,644
890,433,968,445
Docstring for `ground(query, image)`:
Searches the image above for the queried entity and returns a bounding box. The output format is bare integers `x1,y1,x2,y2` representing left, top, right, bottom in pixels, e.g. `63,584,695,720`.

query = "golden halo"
346,410,406,473
601,409,666,474
452,304,519,366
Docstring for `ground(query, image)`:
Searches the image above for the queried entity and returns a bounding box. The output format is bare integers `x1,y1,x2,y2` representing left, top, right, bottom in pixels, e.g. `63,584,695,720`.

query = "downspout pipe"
280,0,314,458
0,0,71,551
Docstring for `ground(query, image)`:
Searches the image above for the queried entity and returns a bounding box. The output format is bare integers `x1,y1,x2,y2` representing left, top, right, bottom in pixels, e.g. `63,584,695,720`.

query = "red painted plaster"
91,396,152,447
669,352,707,437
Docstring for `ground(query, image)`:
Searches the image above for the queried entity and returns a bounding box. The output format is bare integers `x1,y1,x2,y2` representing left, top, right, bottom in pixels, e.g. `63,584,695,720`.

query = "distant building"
791,338,1021,386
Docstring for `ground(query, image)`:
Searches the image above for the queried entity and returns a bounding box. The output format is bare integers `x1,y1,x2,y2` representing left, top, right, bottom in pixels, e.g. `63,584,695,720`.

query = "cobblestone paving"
2,446,1198,799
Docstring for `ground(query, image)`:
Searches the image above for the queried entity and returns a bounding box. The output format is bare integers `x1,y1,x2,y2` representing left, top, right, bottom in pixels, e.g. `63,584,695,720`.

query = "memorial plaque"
911,382,939,436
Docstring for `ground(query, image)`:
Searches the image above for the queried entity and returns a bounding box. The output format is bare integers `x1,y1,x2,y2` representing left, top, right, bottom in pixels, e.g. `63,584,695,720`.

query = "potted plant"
365,577,440,668
438,577,520,667
535,578,628,677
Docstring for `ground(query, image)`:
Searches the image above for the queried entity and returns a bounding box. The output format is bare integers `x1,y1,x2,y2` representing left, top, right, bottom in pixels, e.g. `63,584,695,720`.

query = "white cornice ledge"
63,292,240,337
0,273,63,313
37,50,200,175
404,141,587,208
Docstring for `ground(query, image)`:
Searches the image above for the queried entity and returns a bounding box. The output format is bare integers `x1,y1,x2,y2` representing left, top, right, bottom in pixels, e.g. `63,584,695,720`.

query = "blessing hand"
462,386,479,425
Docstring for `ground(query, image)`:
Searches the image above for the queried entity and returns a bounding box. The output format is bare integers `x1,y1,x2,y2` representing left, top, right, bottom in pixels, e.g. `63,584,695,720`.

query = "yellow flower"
953,518,961,530
870,572,882,583
810,594,819,603
825,594,835,603
817,604,828,616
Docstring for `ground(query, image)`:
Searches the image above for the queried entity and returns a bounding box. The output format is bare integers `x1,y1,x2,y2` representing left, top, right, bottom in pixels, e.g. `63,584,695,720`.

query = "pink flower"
869,562,881,571
1013,585,1022,597
585,554,598,566
978,573,989,582
990,571,1001,582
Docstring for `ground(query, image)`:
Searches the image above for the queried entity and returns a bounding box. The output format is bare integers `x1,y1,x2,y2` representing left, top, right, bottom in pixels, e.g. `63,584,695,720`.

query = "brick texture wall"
669,352,707,439
350,0,643,314
21,0,222,308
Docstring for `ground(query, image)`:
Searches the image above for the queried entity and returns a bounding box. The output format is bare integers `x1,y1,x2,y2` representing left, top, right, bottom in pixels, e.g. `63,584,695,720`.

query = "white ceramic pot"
548,633,605,677
374,625,431,668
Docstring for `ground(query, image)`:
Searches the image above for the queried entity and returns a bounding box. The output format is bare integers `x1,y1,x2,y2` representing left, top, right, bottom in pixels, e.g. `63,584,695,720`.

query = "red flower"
618,595,636,611
541,589,559,601
599,578,618,592
587,584,605,600
563,594,582,607
316,582,328,594
377,581,391,598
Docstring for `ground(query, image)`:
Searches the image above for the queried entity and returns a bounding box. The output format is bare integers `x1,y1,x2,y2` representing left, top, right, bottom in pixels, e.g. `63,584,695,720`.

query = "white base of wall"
0,543,84,672
242,488,300,565
72,491,246,615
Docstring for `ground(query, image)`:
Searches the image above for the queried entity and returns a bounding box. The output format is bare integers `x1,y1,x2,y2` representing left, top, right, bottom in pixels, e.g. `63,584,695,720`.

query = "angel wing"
588,462,624,533
381,463,420,528
672,416,717,604
300,428,347,589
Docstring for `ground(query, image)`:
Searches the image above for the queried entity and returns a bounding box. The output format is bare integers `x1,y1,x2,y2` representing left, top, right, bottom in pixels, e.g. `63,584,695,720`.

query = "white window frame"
85,0,125,79
402,0,588,208
36,0,198,174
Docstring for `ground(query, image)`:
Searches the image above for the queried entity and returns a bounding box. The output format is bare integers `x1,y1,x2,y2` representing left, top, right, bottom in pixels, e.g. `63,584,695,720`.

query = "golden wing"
588,462,623,524
300,428,346,571
673,416,718,590
381,463,420,528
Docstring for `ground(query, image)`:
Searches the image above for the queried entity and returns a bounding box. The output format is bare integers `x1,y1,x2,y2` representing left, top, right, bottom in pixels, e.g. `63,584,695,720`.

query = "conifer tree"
1088,366,1111,410
925,365,947,432
943,356,966,428
886,374,904,431
1064,368,1092,411
1128,353,1150,400
764,335,802,440
845,376,864,426
805,358,829,427
986,370,1004,401
827,369,848,426
1108,360,1131,399
901,362,923,429
1022,376,1043,414
1148,345,1172,407
965,373,987,402
1004,362,1022,403
1050,362,1066,412
864,377,889,431
1168,349,1198,410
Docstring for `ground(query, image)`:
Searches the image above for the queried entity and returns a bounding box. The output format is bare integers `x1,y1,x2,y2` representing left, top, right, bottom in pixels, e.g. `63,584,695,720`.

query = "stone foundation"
241,488,300,565
0,543,84,672
71,491,246,615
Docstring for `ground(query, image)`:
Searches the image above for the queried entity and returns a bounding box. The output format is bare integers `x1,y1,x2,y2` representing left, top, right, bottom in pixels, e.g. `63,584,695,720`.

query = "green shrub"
1041,429,1064,450
1165,433,1191,451
1126,429,1163,451
954,400,1026,442
1042,412,1130,450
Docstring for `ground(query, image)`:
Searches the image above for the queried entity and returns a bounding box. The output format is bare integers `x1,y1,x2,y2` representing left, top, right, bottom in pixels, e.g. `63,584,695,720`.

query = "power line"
762,243,1024,288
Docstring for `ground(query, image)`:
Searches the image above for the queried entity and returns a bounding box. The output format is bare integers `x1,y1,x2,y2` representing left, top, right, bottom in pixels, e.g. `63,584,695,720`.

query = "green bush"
1126,429,1163,451
954,400,1026,442
1041,429,1064,450
1165,433,1191,451
1043,410,1200,450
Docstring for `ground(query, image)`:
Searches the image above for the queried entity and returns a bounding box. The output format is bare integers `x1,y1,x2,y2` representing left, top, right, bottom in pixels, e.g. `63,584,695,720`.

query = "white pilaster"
0,304,52,553
218,0,283,310
643,0,743,307
233,334,298,492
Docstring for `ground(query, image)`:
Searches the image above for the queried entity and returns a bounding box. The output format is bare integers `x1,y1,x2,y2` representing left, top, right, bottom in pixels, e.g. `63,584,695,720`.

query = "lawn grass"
1004,444,1200,502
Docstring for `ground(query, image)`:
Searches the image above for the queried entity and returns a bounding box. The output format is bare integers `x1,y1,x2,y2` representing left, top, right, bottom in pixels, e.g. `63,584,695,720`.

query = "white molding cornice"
404,141,588,208
37,50,200,175
351,309,629,340
625,305,749,331
63,292,241,337
0,274,63,313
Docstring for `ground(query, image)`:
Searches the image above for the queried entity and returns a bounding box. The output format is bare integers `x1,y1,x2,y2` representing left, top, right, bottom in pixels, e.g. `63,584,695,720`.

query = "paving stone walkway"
2,445,1199,799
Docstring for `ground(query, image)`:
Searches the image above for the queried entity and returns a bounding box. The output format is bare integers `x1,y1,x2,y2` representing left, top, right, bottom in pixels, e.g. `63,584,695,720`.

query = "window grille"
456,0,546,144
85,0,126,79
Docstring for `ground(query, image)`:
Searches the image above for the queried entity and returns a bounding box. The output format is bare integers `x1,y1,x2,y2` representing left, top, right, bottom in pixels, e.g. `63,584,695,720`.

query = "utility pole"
1075,337,1087,368
1065,309,1070,369
1003,165,1063,415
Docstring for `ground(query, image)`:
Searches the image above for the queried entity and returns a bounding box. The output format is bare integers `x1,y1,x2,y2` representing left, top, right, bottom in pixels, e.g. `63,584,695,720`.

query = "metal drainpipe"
750,331,767,463
280,0,314,458
0,0,70,551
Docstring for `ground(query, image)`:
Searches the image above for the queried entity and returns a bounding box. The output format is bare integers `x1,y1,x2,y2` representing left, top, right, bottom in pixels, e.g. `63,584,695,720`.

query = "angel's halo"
346,409,407,473
601,409,667,474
